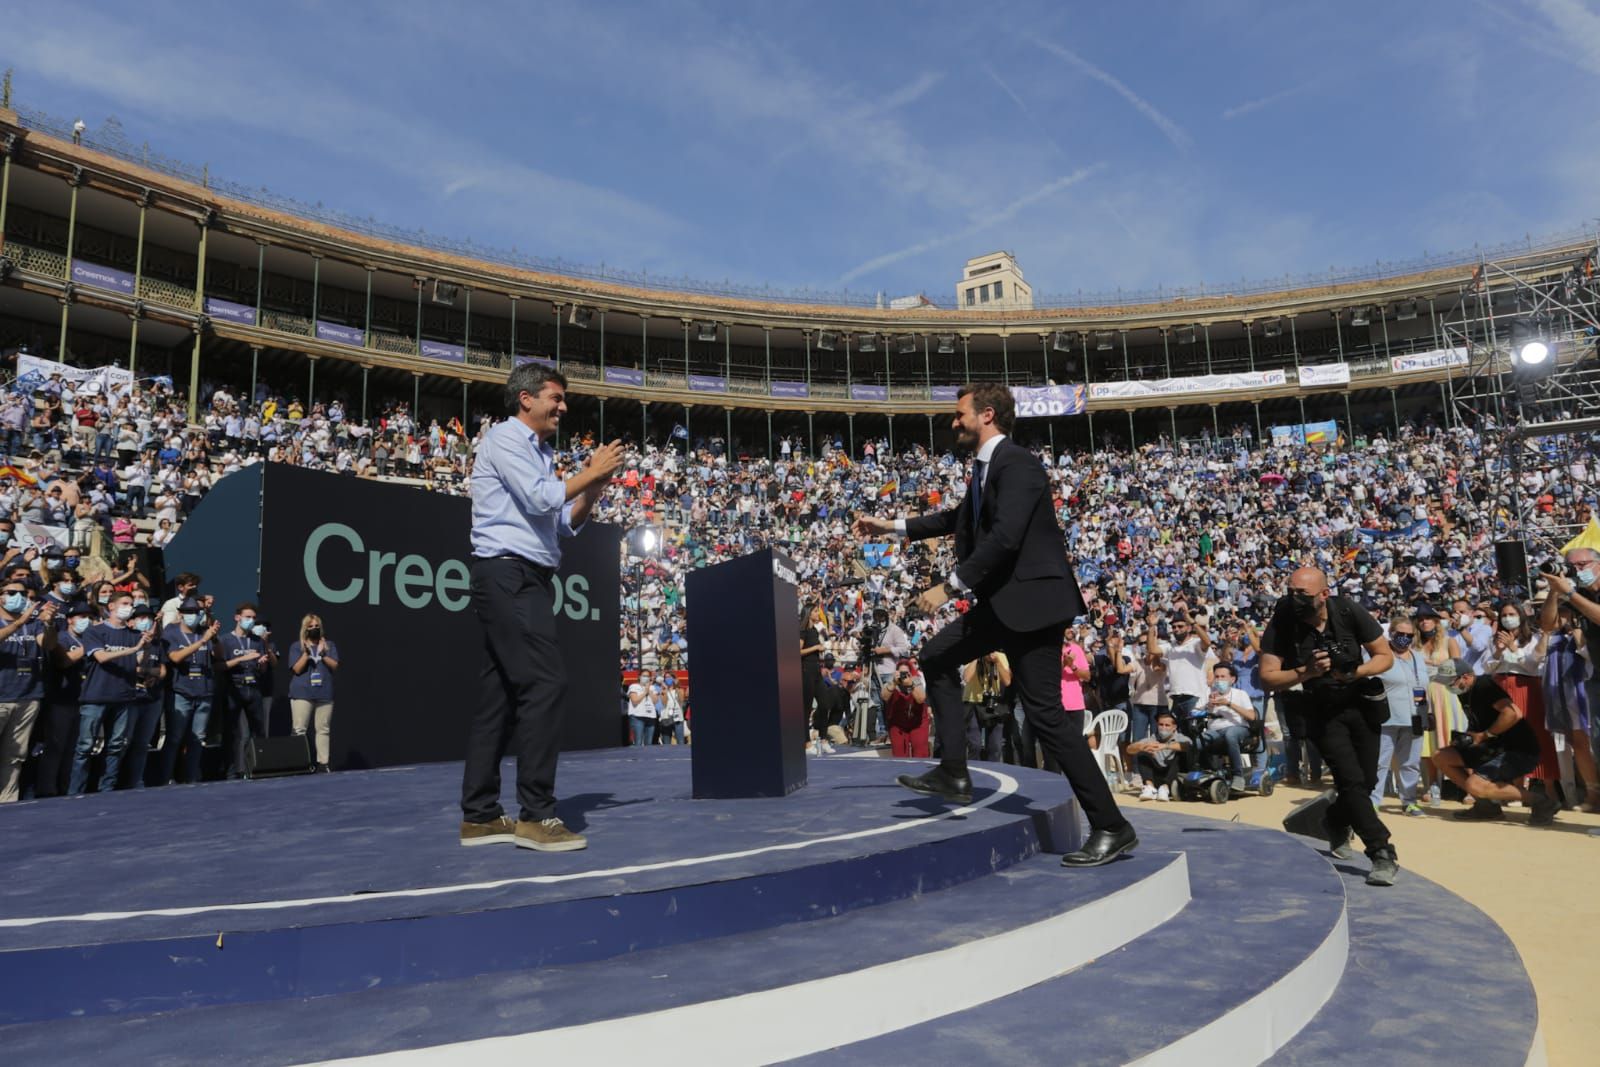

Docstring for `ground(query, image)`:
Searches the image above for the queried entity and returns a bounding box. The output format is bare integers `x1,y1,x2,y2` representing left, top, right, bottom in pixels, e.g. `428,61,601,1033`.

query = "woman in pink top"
1061,638,1091,713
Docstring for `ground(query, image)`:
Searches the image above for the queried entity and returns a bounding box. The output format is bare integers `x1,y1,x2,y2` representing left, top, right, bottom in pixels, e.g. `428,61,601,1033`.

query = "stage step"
788,814,1349,1067
0,848,1190,1065
1268,856,1542,1066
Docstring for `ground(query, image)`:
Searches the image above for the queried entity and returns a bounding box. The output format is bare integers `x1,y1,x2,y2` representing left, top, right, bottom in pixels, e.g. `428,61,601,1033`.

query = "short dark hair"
174,572,201,588
503,364,568,415
1213,662,1236,679
957,382,1015,433
235,602,258,616
1155,709,1178,724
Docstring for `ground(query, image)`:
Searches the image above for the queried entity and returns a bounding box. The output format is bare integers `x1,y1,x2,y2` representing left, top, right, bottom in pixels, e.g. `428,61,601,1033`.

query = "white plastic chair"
1091,709,1129,785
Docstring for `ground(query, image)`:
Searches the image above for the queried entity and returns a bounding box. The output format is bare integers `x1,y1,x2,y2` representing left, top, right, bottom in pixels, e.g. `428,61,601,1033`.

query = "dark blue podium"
686,548,807,798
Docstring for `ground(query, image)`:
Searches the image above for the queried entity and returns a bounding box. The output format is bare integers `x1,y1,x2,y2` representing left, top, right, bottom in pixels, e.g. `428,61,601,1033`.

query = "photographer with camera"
962,652,1011,761
882,659,930,758
1540,546,1600,806
865,607,911,741
1432,659,1560,825
1260,567,1400,887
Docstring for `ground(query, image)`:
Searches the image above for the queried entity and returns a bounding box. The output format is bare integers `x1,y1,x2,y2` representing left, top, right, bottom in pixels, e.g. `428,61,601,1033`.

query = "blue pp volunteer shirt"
0,616,46,701
219,632,271,688
287,640,339,701
163,625,216,699
80,623,144,704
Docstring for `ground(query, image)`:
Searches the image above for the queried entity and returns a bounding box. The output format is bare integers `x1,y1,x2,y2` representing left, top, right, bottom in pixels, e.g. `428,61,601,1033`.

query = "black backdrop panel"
238,465,622,769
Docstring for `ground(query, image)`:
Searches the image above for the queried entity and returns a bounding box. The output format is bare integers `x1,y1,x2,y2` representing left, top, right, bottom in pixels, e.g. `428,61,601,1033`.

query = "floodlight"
936,334,956,354
696,321,718,342
816,331,837,352
857,333,878,353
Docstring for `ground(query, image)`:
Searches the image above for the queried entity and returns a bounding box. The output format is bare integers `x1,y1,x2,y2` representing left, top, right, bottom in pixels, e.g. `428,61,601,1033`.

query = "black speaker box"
245,735,314,779
1282,789,1337,841
1493,539,1530,596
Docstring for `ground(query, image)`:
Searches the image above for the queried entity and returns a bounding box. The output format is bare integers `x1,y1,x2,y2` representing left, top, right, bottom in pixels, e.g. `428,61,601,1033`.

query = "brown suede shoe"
459,815,517,847
516,817,588,852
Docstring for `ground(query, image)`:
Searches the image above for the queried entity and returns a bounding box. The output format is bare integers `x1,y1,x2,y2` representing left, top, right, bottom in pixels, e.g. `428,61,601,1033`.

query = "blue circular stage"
0,749,1542,1065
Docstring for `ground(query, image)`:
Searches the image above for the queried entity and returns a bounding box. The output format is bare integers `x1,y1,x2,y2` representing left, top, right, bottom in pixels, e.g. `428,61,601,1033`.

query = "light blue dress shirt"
470,418,582,566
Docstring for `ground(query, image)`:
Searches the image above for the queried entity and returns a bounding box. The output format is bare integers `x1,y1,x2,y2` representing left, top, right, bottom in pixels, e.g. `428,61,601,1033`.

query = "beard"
955,426,979,451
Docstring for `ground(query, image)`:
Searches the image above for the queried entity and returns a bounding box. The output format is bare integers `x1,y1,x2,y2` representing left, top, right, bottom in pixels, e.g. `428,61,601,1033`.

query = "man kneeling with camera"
1433,658,1561,826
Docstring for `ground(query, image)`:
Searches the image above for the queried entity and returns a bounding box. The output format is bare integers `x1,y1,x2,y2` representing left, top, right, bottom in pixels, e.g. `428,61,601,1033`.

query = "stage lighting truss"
1349,306,1373,327
936,333,957,355
896,335,918,355
856,333,879,354
1261,317,1283,338
1440,242,1600,563
695,321,718,343
626,524,662,559
431,279,459,306
568,305,596,329
1051,330,1075,353
816,330,837,352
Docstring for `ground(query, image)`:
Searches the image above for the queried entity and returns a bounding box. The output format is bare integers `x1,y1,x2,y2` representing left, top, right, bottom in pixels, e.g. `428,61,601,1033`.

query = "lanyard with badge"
306,644,325,689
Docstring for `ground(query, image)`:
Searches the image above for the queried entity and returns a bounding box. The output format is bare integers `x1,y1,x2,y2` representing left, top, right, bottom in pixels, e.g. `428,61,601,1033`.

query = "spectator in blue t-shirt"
71,590,151,794
33,602,92,798
119,602,170,789
0,581,57,802
162,598,222,785
219,603,276,778
288,613,339,772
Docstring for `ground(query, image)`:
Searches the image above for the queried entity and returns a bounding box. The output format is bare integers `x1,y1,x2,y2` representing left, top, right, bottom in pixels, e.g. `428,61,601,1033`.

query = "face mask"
1501,615,1521,630
1457,612,1473,628
1390,633,1413,651
1211,678,1231,694
182,613,198,628
58,582,76,597
1291,591,1319,621
132,617,152,632
64,558,79,570
0,532,9,545
1156,726,1176,741
72,617,91,635
251,624,267,638
307,627,322,640
239,619,255,632
2,593,24,614
1418,624,1436,637
1578,566,1598,589
116,605,134,621
98,593,111,605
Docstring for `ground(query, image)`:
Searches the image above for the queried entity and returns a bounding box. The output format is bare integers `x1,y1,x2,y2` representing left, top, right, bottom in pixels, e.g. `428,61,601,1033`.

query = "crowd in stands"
2,346,1596,818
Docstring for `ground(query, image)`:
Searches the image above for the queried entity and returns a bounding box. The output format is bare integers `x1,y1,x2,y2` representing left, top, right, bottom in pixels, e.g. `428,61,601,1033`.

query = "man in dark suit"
853,384,1137,867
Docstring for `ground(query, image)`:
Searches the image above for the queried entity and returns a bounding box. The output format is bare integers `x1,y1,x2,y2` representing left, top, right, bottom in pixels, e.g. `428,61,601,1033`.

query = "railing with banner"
1087,369,1287,400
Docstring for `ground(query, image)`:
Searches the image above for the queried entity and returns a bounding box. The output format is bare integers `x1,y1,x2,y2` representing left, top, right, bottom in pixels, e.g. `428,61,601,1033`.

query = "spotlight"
896,334,917,355
936,333,956,354
568,306,595,329
1516,340,1550,366
431,280,459,306
816,330,837,352
1350,306,1372,327
1510,316,1554,373
1395,300,1419,321
1051,330,1074,352
857,333,878,353
1261,317,1283,338
626,525,661,558
696,321,718,343
1174,325,1196,345
1094,330,1115,351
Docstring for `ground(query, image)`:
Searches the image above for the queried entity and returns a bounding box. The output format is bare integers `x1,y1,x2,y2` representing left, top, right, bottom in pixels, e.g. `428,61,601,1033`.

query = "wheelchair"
1169,709,1277,804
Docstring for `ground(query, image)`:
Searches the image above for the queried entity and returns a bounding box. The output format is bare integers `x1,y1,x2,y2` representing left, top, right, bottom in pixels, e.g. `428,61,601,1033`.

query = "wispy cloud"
1030,36,1193,151
836,165,1104,284
1221,81,1313,120
1517,0,1600,77
984,65,1068,159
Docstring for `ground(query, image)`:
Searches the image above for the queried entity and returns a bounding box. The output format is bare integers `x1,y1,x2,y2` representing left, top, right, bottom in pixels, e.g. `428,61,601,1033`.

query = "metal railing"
14,104,1597,313
135,275,194,308
6,241,66,279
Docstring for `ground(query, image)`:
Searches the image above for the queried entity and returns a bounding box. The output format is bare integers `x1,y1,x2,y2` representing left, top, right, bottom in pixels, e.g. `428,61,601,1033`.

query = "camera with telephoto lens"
895,668,914,691
1311,633,1358,675
1538,559,1576,579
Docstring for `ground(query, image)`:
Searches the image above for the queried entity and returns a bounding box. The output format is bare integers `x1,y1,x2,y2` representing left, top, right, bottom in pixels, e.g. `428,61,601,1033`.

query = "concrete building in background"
957,251,1033,310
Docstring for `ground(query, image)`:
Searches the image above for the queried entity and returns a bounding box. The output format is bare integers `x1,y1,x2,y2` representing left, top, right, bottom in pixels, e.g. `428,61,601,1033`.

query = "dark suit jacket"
903,436,1085,633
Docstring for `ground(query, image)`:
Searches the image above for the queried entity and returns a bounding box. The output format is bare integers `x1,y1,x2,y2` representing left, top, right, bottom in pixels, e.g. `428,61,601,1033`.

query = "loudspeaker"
245,735,314,779
1493,539,1530,596
1281,789,1337,841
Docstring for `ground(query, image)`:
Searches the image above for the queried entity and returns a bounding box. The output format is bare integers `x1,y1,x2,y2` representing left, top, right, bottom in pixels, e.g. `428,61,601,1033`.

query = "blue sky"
6,1,1599,305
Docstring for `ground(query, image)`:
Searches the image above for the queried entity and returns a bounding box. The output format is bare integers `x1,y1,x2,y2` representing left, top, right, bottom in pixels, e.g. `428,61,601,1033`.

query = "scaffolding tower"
1440,236,1600,588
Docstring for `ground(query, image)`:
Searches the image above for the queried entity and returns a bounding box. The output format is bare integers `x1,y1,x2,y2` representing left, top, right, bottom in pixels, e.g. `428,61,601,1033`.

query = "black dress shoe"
1061,824,1138,867
895,766,974,804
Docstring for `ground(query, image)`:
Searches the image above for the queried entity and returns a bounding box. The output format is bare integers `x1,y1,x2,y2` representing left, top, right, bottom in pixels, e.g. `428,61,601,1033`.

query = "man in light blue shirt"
460,365,621,853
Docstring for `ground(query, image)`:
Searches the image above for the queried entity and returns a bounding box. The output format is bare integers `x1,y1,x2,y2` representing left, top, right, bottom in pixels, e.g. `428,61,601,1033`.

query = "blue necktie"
970,459,985,535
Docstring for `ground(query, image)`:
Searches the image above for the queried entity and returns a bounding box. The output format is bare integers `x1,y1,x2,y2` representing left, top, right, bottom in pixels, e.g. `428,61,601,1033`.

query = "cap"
627,683,645,696
43,544,63,558
130,602,154,617
67,602,93,617
179,598,201,612
1450,657,1475,678
821,652,836,665
1412,603,1440,619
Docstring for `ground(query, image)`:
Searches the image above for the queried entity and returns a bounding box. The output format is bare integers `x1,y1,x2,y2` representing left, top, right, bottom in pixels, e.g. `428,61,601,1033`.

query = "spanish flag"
0,465,38,486
449,417,465,437
878,479,898,498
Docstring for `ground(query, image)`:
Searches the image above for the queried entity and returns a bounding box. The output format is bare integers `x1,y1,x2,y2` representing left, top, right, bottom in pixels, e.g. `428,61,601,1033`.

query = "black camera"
1311,633,1357,674
1450,729,1495,750
1538,559,1575,579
